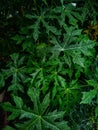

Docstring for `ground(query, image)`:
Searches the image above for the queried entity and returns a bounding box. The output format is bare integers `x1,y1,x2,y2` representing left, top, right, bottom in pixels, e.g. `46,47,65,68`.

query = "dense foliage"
0,0,98,130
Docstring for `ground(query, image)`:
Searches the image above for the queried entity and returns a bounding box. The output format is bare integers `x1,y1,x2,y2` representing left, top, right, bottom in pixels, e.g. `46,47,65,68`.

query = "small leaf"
44,110,65,121
95,106,98,117
3,126,15,130
56,121,70,130
57,75,66,88
1,102,16,112
8,111,20,120
80,89,97,104
13,95,23,109
37,43,47,50
40,93,50,115
28,88,40,114
20,110,37,119
25,14,37,19
33,20,40,41
8,83,24,92
71,29,82,36
1,102,21,120
73,54,85,67
11,35,24,44
0,73,5,89
10,53,19,63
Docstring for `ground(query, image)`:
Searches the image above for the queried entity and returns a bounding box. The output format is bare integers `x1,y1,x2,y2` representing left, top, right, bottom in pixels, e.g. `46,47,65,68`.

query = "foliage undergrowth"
0,0,98,130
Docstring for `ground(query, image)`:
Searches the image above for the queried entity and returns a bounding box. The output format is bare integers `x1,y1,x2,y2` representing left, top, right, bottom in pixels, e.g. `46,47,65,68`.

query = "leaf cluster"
0,0,98,130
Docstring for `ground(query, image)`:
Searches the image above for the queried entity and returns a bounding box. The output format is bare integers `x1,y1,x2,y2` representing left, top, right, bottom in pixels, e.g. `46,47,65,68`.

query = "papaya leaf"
1,88,70,130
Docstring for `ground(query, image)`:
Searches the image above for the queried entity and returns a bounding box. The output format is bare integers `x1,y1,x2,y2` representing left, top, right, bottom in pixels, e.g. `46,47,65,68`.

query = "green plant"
0,0,98,130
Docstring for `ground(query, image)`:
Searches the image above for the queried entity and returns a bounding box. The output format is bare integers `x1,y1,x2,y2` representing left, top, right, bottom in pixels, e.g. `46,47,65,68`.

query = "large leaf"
1,88,70,130
50,34,95,67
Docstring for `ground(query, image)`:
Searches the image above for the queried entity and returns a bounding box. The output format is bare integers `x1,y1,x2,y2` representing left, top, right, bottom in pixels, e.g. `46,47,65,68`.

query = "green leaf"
37,43,47,50
12,95,23,109
1,87,70,130
0,73,5,89
56,121,70,130
57,75,66,88
42,0,47,5
42,116,70,130
10,53,19,66
68,13,78,26
3,126,15,130
95,106,98,117
1,102,21,120
1,102,16,111
44,110,65,121
80,89,97,104
52,84,58,99
8,111,20,120
8,83,24,92
28,88,40,114
30,69,41,85
73,54,85,67
25,14,37,19
20,110,38,119
40,93,50,115
32,20,40,41
11,35,24,44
